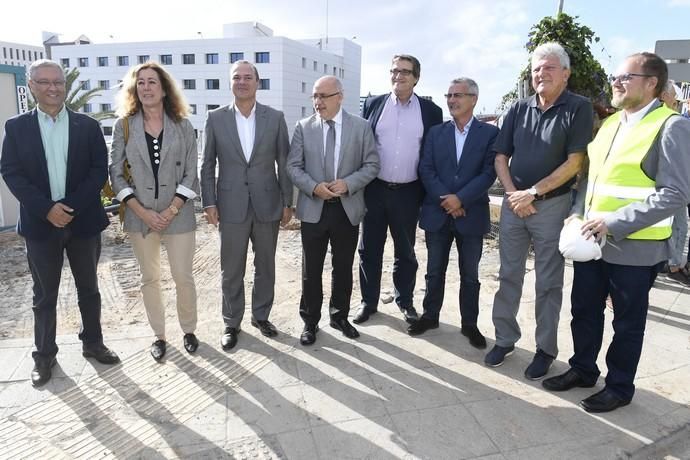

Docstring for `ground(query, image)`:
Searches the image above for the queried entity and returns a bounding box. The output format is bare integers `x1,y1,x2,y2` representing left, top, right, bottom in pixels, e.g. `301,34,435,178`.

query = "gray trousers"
219,206,280,328
492,193,570,357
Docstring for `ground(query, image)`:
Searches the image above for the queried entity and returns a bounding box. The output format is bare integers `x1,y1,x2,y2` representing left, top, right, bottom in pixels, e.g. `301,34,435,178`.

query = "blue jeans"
421,220,483,325
569,259,662,401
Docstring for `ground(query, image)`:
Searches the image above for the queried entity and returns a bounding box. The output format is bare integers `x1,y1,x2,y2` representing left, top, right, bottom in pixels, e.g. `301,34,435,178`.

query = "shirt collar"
37,104,67,122
529,89,570,108
390,92,417,107
319,108,343,126
452,116,475,134
234,102,256,118
620,98,658,126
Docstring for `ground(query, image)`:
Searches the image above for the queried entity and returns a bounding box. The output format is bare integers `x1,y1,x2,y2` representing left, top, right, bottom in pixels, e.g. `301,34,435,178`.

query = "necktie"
324,119,336,181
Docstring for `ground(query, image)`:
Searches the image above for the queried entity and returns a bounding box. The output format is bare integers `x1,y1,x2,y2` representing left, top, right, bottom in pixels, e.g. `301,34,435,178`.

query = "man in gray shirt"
486,43,593,380
543,52,690,412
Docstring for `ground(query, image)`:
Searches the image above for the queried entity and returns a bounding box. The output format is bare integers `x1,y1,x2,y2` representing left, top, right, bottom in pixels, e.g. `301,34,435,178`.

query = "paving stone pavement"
1,262,689,459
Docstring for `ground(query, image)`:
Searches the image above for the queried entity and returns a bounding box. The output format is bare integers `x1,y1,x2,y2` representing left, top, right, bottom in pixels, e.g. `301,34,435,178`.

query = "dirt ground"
0,208,501,341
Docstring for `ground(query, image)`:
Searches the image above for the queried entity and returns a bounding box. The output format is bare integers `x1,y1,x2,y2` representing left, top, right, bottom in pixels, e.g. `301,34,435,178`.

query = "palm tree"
28,67,116,121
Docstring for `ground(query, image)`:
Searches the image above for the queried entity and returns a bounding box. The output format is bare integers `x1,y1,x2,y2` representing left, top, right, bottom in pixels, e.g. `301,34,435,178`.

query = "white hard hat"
559,216,605,262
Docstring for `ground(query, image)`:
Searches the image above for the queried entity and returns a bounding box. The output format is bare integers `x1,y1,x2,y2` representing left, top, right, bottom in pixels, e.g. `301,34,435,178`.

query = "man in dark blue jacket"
1,60,119,387
408,78,498,347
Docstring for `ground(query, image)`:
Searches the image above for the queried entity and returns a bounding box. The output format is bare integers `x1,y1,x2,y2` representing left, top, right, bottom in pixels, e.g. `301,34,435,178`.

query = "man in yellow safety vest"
542,52,690,412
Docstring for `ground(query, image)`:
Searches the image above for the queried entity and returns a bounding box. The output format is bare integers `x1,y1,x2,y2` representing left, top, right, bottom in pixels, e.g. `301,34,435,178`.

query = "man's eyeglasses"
390,69,414,76
311,92,340,101
32,80,66,88
444,92,477,99
609,73,653,84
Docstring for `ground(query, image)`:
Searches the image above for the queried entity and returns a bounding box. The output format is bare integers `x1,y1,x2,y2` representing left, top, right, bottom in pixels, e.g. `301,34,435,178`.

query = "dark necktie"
324,119,336,181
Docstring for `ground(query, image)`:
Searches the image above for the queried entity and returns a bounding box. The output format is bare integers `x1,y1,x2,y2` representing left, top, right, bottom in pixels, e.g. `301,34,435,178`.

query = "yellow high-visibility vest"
585,105,676,240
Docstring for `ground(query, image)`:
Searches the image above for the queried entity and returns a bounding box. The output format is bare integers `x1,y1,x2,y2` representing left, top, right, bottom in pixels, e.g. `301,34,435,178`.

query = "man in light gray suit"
201,60,293,350
287,76,380,346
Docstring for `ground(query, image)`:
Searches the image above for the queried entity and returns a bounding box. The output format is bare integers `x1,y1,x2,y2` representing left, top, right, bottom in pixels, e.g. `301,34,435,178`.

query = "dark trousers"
299,201,359,325
569,259,661,401
358,179,422,311
422,220,483,325
687,204,690,266
25,228,104,364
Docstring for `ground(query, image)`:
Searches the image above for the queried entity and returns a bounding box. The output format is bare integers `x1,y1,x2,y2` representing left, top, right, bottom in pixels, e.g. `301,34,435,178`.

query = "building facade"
0,41,45,69
48,22,361,140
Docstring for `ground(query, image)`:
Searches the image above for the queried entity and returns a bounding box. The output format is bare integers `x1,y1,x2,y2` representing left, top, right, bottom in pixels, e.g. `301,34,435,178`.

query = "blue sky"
2,0,689,114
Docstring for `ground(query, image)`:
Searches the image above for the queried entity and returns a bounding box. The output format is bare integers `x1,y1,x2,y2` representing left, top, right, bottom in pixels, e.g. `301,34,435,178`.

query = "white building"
0,40,45,69
48,22,361,140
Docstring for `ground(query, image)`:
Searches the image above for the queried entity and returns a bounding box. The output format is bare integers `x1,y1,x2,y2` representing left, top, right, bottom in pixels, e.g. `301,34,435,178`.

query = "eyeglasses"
390,69,414,76
609,73,653,84
444,92,477,99
311,92,340,101
32,80,66,88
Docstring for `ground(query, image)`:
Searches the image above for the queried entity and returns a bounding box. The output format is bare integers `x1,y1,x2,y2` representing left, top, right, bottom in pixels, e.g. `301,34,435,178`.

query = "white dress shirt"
319,108,343,179
234,103,256,162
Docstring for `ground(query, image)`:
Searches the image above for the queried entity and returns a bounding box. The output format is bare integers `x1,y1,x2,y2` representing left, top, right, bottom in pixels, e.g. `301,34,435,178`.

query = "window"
206,79,220,90
302,57,306,68
102,126,113,136
98,80,110,90
313,60,317,71
22,50,26,60
258,79,270,90
183,79,196,90
2,48,6,59
189,104,197,115
9,48,13,59
100,103,112,112
39,51,44,59
182,54,195,64
230,52,244,63
97,56,108,67
207,104,220,111
160,54,172,65
117,56,129,66
78,57,89,67
60,58,69,68
301,106,308,117
83,103,92,113
323,64,327,74
301,82,306,93
206,53,219,64
333,66,337,75
138,55,150,64
79,80,90,90
255,52,270,63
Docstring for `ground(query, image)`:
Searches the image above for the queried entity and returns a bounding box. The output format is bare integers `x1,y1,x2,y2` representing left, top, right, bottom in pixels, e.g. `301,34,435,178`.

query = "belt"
377,178,417,190
533,187,571,201
324,197,341,203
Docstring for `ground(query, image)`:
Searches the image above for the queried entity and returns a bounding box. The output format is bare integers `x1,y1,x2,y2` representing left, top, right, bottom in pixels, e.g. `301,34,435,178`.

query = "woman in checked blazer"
109,62,200,361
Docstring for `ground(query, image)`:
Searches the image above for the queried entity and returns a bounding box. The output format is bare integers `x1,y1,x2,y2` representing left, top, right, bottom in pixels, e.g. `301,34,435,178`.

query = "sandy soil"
0,207,501,340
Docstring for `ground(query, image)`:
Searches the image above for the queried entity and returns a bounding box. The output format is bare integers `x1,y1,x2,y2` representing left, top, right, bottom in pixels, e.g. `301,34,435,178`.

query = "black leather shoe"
183,333,199,353
400,305,419,323
407,317,439,336
330,318,360,338
31,358,57,387
150,340,167,361
580,388,631,413
221,327,240,350
542,368,596,392
461,325,487,349
300,324,319,345
352,307,376,324
82,343,121,364
251,318,278,337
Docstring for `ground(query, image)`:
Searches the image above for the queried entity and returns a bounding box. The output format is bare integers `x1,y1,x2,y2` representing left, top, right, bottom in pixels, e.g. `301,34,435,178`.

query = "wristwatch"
527,187,538,196
168,204,179,216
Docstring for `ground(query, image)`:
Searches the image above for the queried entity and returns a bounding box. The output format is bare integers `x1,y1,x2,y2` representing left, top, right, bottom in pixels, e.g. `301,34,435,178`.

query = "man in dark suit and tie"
287,76,380,345
201,60,293,350
355,54,443,325
408,77,498,348
1,59,120,387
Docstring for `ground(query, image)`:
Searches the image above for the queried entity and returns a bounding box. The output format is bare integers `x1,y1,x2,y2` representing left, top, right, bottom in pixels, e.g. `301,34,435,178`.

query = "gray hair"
663,79,677,95
28,59,64,80
531,42,570,69
230,60,259,80
450,77,479,96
